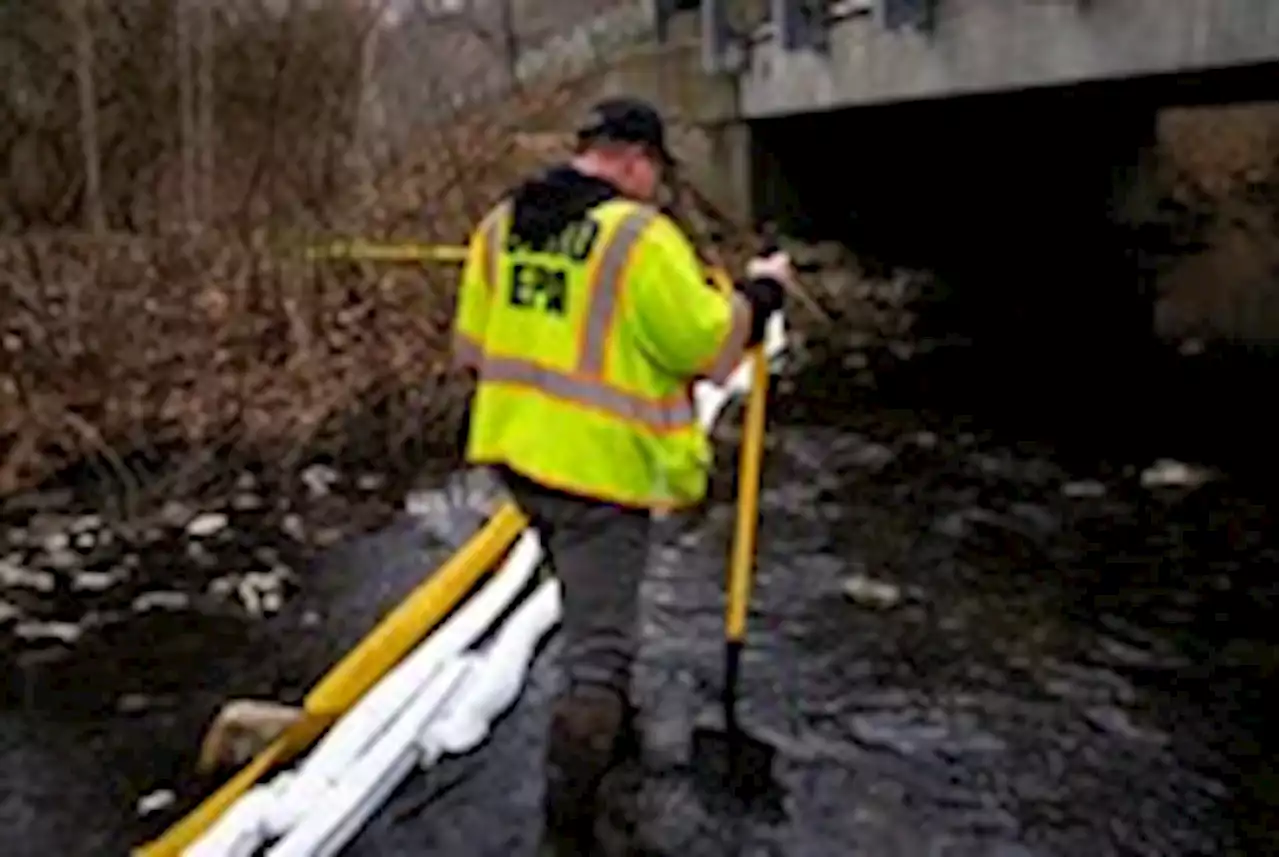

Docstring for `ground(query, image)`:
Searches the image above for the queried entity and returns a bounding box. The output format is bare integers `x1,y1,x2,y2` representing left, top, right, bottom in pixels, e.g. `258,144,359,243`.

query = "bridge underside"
747,69,1275,372
748,65,1275,249
727,0,1278,118
747,94,1275,476
752,81,1158,340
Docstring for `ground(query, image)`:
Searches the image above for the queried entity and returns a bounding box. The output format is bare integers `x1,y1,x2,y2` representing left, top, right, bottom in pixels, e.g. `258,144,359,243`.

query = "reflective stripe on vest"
480,355,693,430
481,204,506,296
577,209,653,376
474,206,695,432
451,205,508,372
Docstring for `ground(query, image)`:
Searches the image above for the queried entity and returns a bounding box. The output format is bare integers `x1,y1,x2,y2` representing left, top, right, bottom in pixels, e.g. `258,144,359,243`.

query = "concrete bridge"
700,0,1278,118
570,0,1277,212
502,0,1276,345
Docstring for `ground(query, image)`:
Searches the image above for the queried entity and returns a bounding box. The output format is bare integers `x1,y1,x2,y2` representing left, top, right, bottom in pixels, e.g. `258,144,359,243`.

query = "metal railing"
683,0,935,73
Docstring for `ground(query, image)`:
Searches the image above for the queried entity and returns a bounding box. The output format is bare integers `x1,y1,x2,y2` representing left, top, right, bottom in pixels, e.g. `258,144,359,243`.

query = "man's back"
454,165,745,510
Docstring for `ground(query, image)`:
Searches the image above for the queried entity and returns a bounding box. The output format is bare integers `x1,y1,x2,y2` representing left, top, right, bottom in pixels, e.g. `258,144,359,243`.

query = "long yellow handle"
726,347,769,643
133,502,527,857
305,240,469,264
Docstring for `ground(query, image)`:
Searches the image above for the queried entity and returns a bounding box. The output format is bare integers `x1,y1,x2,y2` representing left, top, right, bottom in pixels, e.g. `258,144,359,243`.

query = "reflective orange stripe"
453,203,509,371
577,207,657,376
480,202,509,293
480,355,693,431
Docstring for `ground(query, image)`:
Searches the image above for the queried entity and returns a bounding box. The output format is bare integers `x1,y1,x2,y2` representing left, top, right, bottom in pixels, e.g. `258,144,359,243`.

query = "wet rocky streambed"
0,343,1274,857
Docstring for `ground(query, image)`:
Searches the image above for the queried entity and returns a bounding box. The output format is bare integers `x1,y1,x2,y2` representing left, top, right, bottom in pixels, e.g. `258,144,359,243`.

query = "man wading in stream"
451,97,794,851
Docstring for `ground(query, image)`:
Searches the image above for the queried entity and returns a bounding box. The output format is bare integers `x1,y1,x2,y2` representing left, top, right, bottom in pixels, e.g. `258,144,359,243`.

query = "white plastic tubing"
185,314,789,857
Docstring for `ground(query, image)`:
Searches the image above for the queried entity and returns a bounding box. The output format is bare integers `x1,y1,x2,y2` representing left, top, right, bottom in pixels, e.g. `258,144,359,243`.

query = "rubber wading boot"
592,756,654,857
541,685,639,855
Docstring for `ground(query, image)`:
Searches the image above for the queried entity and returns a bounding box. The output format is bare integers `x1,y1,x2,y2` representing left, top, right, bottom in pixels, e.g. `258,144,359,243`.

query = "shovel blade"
689,723,777,796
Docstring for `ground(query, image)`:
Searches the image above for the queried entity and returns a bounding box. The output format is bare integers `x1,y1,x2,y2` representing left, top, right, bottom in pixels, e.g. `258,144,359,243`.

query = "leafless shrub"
0,0,668,504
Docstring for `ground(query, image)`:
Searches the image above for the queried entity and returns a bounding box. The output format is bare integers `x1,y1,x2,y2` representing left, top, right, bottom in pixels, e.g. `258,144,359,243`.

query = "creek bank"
0,446,493,855
2,463,377,650
0,443,475,723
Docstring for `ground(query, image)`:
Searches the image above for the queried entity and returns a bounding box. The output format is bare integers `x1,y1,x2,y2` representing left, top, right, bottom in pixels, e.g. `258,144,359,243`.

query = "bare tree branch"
67,0,105,235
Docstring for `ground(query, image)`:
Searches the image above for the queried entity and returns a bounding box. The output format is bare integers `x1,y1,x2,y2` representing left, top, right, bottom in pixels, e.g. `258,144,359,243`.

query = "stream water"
0,345,1274,857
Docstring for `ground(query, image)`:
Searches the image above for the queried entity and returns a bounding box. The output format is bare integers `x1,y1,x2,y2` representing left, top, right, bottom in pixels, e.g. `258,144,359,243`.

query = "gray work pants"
499,468,651,698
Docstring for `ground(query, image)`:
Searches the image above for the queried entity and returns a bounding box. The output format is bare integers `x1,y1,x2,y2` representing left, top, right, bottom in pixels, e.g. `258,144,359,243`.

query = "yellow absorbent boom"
134,503,527,857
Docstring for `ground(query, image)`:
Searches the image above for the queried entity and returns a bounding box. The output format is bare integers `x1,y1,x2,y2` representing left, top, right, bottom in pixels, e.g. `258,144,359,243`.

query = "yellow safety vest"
451,197,751,510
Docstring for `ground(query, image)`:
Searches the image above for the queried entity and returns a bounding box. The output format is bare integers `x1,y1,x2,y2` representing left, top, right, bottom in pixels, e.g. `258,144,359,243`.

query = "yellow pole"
304,241,468,264
134,502,527,857
703,266,768,645
726,347,768,644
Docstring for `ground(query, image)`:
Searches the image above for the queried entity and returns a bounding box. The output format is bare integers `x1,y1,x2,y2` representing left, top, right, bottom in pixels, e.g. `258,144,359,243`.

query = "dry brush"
0,0,623,504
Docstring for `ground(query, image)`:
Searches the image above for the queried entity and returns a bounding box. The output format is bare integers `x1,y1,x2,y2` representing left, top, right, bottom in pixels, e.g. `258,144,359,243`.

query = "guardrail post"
882,0,935,32
773,0,804,50
808,0,831,51
701,0,733,72
773,0,830,54
673,0,837,71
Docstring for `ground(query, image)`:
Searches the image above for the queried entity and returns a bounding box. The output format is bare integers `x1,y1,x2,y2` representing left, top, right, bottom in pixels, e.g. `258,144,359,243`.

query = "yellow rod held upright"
305,241,469,264
726,347,769,644
134,502,527,857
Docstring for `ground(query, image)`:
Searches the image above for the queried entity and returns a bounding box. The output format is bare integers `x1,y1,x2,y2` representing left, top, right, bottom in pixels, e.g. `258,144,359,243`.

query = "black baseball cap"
575,97,676,167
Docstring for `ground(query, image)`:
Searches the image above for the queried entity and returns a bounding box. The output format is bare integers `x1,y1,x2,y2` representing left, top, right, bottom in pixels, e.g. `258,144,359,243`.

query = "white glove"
746,250,796,289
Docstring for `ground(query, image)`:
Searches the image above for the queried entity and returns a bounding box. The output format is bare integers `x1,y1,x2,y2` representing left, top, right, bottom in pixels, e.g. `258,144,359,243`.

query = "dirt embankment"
0,2,652,653
1150,104,1277,347
0,3,626,505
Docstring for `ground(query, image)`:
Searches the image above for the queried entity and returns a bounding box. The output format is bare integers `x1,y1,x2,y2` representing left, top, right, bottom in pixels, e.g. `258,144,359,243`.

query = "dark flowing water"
1,348,1274,857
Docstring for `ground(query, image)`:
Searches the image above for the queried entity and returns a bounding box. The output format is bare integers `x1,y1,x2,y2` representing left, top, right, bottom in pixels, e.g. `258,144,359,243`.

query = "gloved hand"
736,250,792,345
746,250,795,289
